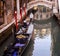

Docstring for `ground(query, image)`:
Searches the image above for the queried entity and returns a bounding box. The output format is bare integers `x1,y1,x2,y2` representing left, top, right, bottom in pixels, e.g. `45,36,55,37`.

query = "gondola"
3,23,34,56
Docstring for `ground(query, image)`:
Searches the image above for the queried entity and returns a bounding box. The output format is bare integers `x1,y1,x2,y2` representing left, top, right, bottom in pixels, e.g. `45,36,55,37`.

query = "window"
43,7,46,12
14,0,17,10
0,0,5,25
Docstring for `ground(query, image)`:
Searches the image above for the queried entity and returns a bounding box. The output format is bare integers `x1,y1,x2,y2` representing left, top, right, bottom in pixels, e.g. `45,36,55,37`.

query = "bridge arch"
27,0,53,10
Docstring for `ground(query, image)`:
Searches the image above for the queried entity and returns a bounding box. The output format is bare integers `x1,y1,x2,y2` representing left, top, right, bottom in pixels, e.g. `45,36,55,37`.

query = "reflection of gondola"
3,23,34,56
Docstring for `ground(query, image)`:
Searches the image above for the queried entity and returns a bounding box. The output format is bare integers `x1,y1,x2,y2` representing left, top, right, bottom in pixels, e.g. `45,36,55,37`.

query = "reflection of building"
34,21,51,38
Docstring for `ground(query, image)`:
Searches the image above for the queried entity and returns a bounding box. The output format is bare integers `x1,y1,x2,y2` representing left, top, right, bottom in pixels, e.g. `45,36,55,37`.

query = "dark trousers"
30,18,32,22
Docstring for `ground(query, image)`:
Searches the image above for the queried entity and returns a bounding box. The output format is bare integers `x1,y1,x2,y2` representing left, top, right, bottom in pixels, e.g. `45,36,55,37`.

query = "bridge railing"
27,0,53,10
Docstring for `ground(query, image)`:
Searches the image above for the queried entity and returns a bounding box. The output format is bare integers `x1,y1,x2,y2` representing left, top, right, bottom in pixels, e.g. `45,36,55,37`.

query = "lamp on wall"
33,6,38,10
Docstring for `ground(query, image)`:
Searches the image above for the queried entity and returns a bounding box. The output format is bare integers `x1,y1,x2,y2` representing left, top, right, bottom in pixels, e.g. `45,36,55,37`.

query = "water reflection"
51,19,60,56
34,23,51,38
22,20,52,56
32,34,51,56
22,38,34,56
22,16,60,56
32,23,51,56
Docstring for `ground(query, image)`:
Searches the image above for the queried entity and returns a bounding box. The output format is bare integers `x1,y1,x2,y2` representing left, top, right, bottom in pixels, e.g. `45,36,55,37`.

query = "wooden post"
17,0,20,19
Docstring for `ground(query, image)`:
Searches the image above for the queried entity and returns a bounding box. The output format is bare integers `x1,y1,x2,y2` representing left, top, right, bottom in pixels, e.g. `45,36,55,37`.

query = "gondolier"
29,12,34,22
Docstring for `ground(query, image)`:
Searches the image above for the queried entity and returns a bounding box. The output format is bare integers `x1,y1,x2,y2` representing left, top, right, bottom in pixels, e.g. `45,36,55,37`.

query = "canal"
0,15,60,56
22,16,60,56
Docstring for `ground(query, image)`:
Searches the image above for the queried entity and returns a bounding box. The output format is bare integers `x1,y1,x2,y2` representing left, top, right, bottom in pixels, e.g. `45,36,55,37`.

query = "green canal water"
0,16,60,56
22,17,60,56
